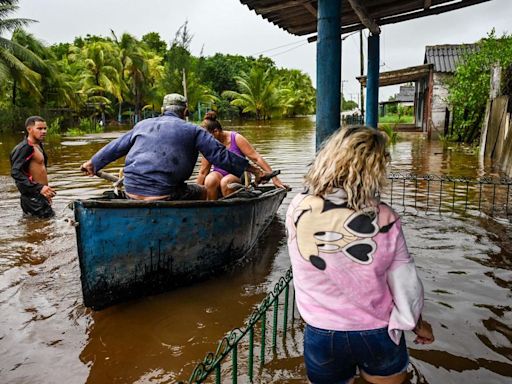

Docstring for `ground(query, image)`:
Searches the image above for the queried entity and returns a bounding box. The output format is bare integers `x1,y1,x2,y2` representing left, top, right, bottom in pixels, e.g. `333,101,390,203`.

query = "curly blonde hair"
305,126,389,211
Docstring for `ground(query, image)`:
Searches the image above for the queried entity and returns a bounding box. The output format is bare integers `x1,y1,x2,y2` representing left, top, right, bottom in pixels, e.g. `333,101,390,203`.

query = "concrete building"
358,43,478,137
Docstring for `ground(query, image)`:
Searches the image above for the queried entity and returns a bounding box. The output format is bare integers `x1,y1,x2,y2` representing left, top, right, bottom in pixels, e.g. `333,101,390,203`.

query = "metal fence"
342,114,364,126
180,268,295,384
385,173,512,220
179,174,512,383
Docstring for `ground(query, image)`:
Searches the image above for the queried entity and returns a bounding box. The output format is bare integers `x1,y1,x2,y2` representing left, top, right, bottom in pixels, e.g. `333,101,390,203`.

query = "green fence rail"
385,173,512,220
180,268,294,384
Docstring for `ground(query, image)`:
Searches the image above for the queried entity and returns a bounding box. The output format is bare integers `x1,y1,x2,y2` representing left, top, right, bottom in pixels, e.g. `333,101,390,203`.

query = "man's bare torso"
28,144,49,185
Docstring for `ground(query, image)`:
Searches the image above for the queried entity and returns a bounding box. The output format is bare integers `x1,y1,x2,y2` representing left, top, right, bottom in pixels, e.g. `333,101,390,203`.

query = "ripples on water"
0,120,511,383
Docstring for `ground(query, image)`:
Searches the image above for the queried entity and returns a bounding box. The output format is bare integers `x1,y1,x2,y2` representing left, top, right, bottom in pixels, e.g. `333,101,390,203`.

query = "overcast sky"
15,0,512,103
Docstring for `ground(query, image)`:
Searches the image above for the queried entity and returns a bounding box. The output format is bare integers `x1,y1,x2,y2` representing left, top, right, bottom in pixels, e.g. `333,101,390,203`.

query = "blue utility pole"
365,33,380,128
316,0,341,150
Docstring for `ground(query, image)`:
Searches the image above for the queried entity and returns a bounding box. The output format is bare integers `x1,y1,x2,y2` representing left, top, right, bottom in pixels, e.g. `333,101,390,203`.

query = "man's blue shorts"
304,324,409,384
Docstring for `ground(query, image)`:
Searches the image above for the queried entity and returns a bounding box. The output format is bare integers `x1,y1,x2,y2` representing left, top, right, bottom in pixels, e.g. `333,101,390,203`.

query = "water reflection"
81,218,285,384
0,120,511,383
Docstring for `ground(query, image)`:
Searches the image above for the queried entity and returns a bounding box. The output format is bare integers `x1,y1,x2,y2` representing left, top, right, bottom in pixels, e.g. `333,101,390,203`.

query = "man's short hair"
162,93,187,115
25,116,46,129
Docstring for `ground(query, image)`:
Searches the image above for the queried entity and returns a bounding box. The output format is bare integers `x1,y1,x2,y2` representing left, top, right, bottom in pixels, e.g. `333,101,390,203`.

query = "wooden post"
479,100,491,163
490,64,501,100
182,68,189,122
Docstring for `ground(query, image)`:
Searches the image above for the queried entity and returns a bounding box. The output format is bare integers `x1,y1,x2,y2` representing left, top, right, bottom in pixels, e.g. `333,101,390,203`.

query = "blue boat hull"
73,187,286,309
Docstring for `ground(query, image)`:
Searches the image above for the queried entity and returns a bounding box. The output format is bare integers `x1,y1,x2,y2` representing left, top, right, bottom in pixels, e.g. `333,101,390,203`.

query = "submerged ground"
0,118,511,383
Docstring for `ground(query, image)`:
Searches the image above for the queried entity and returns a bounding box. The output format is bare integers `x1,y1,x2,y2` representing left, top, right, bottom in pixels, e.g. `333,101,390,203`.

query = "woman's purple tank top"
213,131,244,177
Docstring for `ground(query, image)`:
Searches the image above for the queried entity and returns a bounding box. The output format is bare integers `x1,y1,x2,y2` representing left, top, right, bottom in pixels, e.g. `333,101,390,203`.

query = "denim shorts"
304,324,409,384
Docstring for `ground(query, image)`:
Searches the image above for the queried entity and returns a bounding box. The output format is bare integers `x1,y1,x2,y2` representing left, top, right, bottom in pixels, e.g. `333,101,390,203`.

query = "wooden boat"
73,186,287,309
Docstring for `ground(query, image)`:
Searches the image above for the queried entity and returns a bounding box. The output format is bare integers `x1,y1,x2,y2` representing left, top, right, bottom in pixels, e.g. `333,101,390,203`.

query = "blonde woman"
286,126,434,384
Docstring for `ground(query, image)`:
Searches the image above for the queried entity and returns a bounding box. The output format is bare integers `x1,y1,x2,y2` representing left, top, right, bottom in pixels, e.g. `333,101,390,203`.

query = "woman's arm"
196,157,212,185
235,134,288,189
413,316,434,344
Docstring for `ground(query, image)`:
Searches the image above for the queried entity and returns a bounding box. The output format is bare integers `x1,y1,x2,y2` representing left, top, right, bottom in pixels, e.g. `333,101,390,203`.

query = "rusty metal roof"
240,0,491,37
424,44,478,73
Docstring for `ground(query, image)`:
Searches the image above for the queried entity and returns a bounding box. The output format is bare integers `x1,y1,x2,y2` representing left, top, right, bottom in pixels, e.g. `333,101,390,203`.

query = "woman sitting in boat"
196,111,287,200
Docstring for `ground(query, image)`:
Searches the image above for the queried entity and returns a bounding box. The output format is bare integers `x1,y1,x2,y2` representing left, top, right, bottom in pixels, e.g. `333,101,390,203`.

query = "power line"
250,39,308,56
269,41,308,58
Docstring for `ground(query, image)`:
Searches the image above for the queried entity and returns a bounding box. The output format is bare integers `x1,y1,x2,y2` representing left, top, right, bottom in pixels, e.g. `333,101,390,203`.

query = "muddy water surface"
0,120,511,383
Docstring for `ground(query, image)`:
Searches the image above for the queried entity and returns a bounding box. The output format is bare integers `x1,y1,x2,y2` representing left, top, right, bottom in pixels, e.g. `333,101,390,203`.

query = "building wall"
430,72,452,137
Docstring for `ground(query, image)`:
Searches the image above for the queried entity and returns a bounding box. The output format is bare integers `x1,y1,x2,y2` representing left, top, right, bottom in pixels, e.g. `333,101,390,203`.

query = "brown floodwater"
0,119,511,383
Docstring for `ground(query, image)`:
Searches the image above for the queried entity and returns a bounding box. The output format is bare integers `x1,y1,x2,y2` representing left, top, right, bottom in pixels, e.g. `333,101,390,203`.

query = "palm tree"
222,66,279,120
278,69,316,117
11,29,79,109
181,71,218,117
71,41,123,121
0,0,44,105
112,31,168,122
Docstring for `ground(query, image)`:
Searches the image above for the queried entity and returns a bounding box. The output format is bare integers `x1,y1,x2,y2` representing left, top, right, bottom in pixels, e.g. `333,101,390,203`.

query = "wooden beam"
347,0,381,35
303,2,317,17
424,0,432,9
308,0,491,42
357,64,433,87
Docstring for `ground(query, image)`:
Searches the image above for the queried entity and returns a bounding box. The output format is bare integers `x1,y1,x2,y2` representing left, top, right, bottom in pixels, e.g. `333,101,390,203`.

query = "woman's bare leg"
220,174,242,197
204,172,223,200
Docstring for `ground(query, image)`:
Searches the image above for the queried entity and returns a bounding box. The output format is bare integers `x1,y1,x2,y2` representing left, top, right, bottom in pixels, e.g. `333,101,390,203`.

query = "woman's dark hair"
201,111,222,133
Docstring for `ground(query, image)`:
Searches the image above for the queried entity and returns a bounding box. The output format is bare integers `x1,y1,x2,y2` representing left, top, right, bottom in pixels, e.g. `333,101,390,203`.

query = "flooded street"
0,119,511,383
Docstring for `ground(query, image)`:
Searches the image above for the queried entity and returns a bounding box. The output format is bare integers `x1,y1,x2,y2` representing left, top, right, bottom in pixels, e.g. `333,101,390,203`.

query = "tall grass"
379,124,399,145
47,117,63,135
379,114,414,124
65,117,104,136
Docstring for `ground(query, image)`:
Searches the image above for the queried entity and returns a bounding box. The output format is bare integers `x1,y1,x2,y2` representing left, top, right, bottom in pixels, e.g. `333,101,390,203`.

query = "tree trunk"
12,80,17,106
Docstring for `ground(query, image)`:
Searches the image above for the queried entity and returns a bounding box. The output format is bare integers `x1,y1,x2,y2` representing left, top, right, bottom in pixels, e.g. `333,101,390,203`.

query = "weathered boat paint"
73,187,286,309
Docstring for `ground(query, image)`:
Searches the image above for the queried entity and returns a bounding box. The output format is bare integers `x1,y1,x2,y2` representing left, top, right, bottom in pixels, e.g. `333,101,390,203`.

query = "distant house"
379,85,415,116
357,43,478,136
423,44,478,136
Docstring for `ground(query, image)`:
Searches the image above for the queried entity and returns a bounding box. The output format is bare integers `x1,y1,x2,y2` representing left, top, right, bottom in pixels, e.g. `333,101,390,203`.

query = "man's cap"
162,93,187,108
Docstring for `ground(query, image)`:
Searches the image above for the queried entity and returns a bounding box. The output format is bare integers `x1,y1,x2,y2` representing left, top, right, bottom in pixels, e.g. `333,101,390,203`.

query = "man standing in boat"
81,93,272,200
10,116,56,218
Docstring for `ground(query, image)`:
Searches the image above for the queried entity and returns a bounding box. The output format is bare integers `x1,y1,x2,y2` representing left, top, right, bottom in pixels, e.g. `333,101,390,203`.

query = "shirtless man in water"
10,116,56,218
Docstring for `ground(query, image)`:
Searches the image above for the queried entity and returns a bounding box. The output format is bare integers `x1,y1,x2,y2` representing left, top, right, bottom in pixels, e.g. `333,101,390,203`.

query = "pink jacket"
286,191,424,344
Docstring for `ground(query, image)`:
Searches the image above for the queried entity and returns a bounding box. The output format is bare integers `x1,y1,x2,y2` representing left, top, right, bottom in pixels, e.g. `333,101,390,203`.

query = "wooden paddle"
96,170,119,183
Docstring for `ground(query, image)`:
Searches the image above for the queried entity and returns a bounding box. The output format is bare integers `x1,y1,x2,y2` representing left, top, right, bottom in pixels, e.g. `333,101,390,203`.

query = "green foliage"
222,66,280,120
0,16,316,126
448,31,512,143
379,113,414,124
47,116,63,135
278,69,316,117
342,98,358,111
66,127,85,136
63,116,109,136
379,124,400,145
141,32,167,55
197,53,256,94
0,0,45,106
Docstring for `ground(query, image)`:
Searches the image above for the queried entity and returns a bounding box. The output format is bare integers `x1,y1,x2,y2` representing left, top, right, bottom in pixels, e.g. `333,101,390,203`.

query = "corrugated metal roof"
395,85,415,102
424,44,478,73
239,1,491,37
